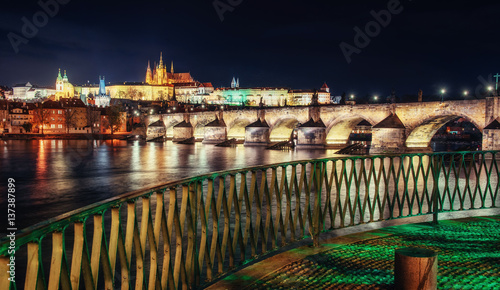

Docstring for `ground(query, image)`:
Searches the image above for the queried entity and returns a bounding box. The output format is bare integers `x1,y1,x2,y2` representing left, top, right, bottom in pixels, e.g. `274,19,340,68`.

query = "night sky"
1,0,500,100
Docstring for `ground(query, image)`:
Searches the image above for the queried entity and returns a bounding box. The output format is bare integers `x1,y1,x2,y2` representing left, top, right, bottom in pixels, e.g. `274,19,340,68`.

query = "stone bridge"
147,97,500,153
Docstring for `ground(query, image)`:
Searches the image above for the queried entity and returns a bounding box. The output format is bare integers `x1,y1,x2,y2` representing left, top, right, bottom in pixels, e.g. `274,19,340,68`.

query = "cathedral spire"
159,52,163,68
146,61,153,84
171,61,174,74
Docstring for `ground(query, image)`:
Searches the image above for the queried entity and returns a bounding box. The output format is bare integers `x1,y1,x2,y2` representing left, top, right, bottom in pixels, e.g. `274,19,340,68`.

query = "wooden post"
394,247,437,290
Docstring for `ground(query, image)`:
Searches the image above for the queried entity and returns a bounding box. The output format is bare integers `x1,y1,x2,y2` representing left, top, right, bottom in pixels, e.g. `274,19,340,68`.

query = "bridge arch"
193,120,212,140
227,118,252,140
405,114,482,149
164,119,181,138
269,117,300,142
325,115,375,146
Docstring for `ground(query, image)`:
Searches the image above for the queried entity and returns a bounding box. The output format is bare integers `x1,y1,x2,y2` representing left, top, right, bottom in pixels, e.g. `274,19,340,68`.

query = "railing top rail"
1,150,498,253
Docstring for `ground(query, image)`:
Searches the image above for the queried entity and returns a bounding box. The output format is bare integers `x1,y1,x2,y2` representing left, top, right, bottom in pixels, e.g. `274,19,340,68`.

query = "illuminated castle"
145,53,194,85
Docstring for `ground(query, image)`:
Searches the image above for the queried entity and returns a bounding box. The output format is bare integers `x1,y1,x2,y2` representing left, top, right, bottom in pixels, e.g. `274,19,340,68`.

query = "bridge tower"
483,94,500,151
203,111,228,144
173,113,194,142
244,109,270,146
296,102,327,148
370,113,407,154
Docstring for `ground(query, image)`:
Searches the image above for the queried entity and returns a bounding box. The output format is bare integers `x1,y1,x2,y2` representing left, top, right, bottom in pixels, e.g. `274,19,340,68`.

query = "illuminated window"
58,125,62,129
51,124,55,128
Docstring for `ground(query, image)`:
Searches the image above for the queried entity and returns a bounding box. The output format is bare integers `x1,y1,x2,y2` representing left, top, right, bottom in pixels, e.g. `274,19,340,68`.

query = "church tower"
171,61,174,74
56,69,63,92
231,77,237,88
157,52,165,84
146,61,153,84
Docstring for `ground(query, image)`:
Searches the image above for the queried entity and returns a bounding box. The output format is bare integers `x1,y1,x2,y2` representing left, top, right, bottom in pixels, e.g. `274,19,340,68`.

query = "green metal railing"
1,151,499,289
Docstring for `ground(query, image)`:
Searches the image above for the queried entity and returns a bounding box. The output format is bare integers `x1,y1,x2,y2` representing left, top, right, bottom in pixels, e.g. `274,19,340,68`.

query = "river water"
0,140,341,231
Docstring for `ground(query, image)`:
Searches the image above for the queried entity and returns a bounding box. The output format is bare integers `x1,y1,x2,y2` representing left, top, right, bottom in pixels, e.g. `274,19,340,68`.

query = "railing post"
432,155,440,225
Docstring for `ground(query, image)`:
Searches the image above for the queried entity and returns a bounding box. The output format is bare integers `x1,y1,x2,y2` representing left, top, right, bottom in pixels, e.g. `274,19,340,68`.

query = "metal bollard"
394,247,437,290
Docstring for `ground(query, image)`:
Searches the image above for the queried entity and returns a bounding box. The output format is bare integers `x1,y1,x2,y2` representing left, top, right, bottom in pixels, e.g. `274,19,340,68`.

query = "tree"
33,103,49,134
22,122,33,133
63,108,77,133
105,105,123,134
86,106,100,133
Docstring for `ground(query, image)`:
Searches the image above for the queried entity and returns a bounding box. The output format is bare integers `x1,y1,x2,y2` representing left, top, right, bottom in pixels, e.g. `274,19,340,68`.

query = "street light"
463,90,468,97
440,89,446,102
350,94,355,100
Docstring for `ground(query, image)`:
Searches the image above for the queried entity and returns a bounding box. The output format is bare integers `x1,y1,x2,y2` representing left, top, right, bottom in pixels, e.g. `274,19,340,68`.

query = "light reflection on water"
0,139,341,229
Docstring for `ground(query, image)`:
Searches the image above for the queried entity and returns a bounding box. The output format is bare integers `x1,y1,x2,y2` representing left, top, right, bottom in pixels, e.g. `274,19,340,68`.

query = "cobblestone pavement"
208,216,500,290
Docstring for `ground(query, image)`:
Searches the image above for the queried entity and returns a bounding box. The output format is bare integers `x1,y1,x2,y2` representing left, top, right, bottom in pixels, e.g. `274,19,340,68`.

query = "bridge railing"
1,151,499,289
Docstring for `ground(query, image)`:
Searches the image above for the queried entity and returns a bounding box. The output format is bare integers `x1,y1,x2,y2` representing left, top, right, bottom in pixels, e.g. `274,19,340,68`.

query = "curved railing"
1,151,499,289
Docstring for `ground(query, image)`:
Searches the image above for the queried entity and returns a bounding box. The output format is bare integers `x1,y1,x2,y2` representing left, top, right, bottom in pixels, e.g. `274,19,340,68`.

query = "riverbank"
0,133,132,140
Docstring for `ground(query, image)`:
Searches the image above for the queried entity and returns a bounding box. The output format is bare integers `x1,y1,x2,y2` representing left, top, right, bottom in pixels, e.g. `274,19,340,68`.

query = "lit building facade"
207,87,290,106
11,82,56,101
77,82,173,102
205,79,332,107
289,83,331,106
60,98,90,133
55,69,75,100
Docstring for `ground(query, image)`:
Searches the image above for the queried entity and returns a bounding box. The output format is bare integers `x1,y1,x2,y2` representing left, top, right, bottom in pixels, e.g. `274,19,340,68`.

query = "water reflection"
0,140,340,229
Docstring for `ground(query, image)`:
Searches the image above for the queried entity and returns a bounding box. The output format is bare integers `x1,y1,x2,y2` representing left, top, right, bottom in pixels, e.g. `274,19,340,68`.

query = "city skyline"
1,0,500,97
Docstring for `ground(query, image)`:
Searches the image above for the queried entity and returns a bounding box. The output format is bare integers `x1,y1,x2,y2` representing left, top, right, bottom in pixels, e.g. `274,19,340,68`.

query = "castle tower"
157,52,165,84
99,76,106,96
94,76,111,107
146,61,152,84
